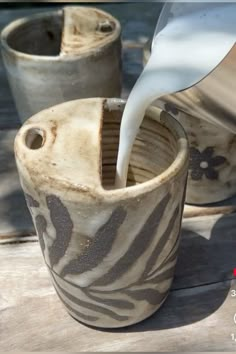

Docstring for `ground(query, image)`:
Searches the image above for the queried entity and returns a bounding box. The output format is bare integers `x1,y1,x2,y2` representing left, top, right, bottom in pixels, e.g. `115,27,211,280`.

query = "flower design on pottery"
189,147,226,180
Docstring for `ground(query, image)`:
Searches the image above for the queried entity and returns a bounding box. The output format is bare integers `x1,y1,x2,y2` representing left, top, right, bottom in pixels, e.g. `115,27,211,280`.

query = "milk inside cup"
115,3,236,188
1,7,121,122
14,98,188,328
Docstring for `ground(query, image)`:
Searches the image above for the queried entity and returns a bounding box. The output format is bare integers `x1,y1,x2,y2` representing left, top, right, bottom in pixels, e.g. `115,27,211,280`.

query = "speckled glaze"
1,7,121,122
143,41,236,205
14,98,188,328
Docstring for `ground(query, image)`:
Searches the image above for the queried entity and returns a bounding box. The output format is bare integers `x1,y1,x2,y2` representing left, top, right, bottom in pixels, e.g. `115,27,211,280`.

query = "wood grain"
0,240,235,351
184,203,236,218
175,212,236,289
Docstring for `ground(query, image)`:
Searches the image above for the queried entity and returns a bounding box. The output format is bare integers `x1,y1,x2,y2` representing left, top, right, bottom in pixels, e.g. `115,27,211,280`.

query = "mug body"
14,98,188,328
164,108,236,204
1,8,121,122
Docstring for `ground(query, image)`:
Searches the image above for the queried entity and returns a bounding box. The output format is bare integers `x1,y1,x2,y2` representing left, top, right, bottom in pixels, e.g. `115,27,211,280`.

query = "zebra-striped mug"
14,98,189,328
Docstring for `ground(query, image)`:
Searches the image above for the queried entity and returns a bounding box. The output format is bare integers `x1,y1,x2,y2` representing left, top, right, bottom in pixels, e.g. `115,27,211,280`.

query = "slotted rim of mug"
14,98,189,203
1,8,121,61
100,98,189,199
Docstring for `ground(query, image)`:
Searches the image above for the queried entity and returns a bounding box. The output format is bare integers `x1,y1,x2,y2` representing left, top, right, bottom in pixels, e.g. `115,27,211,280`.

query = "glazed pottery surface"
164,108,236,205
14,98,189,328
1,7,121,122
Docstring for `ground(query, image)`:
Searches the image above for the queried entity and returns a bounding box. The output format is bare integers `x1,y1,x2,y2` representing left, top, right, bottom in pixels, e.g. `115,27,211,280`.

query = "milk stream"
115,4,236,188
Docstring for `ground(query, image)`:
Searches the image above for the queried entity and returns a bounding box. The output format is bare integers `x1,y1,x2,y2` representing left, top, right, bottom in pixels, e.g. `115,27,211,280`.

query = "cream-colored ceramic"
143,40,236,205
1,7,121,122
14,98,188,328
164,109,236,205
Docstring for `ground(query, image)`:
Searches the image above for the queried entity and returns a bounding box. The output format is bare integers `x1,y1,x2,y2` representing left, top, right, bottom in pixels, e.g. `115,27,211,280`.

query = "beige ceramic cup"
14,98,188,328
143,40,236,205
1,7,121,122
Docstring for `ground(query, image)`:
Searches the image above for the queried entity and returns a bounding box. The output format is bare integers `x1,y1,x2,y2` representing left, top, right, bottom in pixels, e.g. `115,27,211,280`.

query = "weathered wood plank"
184,202,236,218
175,212,236,289
0,241,235,351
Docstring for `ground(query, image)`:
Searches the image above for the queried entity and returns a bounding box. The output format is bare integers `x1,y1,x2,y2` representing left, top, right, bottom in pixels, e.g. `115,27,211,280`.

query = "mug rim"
101,98,189,200
14,98,189,202
0,7,121,62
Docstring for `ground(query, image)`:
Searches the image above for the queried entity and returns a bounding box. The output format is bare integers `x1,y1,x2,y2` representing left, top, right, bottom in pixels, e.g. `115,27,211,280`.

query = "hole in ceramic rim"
97,20,114,33
25,128,45,150
101,101,178,190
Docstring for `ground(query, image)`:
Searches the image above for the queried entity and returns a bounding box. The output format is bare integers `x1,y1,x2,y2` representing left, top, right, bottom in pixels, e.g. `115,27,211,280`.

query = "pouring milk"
115,3,236,188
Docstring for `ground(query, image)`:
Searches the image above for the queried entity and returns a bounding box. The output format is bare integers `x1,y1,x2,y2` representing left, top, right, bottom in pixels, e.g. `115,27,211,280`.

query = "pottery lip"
14,98,189,203
0,7,121,62
101,98,189,201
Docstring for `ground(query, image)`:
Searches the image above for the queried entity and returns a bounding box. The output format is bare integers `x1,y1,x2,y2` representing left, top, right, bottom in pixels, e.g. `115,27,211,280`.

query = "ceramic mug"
1,7,121,122
143,40,236,205
14,98,188,328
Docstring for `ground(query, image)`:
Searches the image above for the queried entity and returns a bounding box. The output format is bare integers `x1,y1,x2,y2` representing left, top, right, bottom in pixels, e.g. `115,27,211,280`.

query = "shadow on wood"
175,214,236,288
0,130,34,237
0,189,33,237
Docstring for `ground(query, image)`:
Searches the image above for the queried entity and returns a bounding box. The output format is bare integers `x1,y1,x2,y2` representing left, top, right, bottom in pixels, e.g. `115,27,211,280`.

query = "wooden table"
1,4,236,352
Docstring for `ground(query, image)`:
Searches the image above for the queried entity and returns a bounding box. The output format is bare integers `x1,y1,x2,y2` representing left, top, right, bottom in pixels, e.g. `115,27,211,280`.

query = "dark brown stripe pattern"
24,193,39,208
51,272,130,322
35,214,47,252
25,191,183,327
91,194,170,287
60,206,127,277
46,195,74,267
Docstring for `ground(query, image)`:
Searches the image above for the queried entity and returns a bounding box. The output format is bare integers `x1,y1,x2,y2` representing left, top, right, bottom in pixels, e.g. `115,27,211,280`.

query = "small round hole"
97,20,114,33
25,128,45,150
